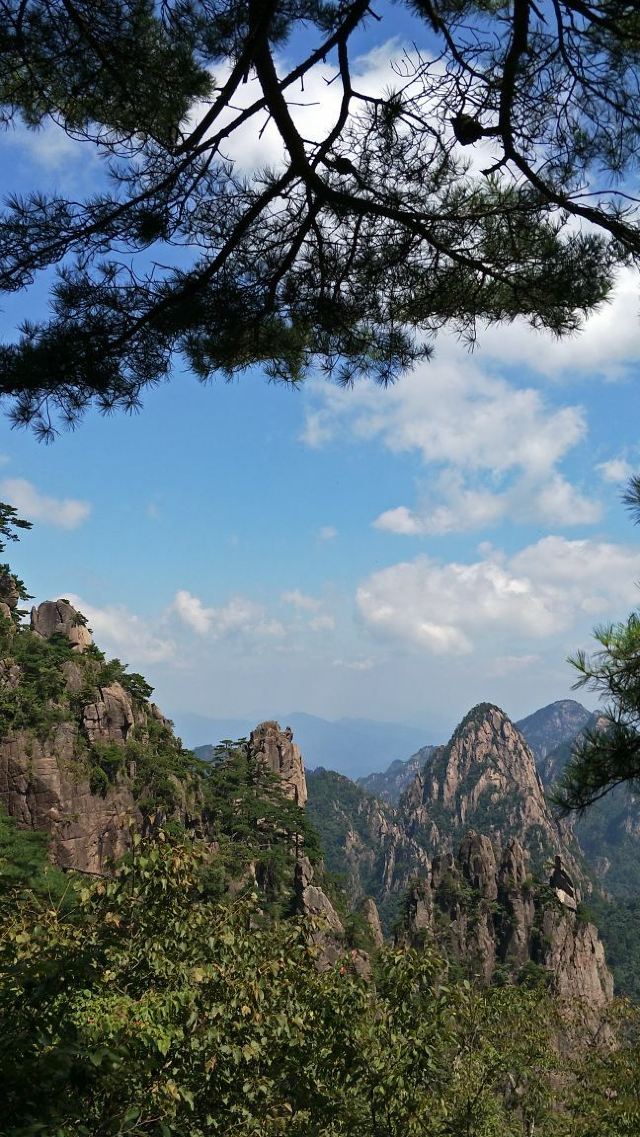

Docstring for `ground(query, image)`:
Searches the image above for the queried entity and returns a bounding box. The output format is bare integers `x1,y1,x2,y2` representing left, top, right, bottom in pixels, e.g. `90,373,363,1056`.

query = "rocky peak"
401,703,582,881
359,896,384,948
0,568,21,622
31,599,93,653
248,720,307,807
402,832,612,1006
517,699,592,764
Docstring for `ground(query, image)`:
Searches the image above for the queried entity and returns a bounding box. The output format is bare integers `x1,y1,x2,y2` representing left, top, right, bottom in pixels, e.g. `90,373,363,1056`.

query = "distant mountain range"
178,710,429,778
306,697,640,999
357,699,593,804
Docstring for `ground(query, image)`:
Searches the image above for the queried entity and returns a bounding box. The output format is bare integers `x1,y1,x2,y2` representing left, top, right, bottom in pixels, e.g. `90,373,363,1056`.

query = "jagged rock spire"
248,720,307,807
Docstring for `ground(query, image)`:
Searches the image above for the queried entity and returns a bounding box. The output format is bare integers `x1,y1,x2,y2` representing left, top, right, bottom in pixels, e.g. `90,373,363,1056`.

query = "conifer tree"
557,478,640,812
0,1,638,434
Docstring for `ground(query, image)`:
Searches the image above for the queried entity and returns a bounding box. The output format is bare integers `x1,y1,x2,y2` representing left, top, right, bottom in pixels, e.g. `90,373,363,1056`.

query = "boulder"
31,600,93,652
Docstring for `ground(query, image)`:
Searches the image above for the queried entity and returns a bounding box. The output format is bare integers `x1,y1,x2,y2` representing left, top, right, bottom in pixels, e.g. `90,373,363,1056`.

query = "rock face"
0,673,179,873
0,568,21,622
306,768,430,931
516,700,592,768
248,720,307,807
83,683,135,744
0,596,187,873
0,721,138,873
358,745,438,805
31,599,93,652
402,832,612,1006
401,704,583,883
294,854,346,970
359,896,384,948
295,855,344,935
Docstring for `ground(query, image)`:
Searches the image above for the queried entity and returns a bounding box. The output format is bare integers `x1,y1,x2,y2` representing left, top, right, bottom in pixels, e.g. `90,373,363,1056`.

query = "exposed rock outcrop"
0,723,138,872
306,768,430,930
359,896,384,948
31,599,93,652
0,600,184,873
83,683,135,744
401,833,612,1007
294,854,345,969
249,720,307,807
400,704,583,884
295,855,344,935
0,568,21,622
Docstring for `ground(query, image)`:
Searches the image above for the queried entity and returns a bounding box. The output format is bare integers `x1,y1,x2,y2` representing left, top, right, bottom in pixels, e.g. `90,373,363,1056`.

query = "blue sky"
1,10,640,751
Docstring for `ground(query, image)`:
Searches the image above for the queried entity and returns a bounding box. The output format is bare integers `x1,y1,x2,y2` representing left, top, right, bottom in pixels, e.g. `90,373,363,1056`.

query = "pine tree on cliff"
556,478,640,812
0,2,639,435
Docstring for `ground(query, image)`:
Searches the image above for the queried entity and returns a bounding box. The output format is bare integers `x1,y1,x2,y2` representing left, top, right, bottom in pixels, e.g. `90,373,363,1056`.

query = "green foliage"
587,894,640,1003
306,768,381,878
0,3,636,435
203,739,321,915
559,484,640,813
0,501,32,552
0,829,574,1137
0,622,75,735
0,804,67,902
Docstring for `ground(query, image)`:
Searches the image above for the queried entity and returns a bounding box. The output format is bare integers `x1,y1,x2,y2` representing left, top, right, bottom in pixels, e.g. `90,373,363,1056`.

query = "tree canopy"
555,480,640,813
4,825,637,1137
0,1,638,435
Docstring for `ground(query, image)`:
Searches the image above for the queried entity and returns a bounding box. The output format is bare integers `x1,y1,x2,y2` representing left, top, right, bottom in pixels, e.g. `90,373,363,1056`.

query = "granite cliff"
0,598,197,873
400,831,612,1006
400,703,584,882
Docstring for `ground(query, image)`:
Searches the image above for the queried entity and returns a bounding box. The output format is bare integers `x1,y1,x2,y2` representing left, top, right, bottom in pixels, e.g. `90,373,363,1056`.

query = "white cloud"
301,411,335,449
173,589,285,641
1,477,91,530
173,589,214,635
305,346,604,533
318,525,338,541
309,614,335,632
475,267,640,381
528,474,602,526
305,359,586,474
5,121,90,171
199,39,410,176
597,457,634,484
281,589,321,612
375,478,507,536
332,657,376,671
374,473,601,534
64,594,175,664
356,536,640,656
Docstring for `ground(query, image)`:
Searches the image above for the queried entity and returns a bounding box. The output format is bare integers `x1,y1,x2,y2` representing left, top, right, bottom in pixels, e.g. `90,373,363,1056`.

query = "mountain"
306,702,613,1002
356,699,593,808
306,767,429,931
0,598,198,873
0,580,614,1004
185,711,429,777
358,745,438,804
399,703,584,881
307,703,589,929
515,699,592,766
400,832,612,1007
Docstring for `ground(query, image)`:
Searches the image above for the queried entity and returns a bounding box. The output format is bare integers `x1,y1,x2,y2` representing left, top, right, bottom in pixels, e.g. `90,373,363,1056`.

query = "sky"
1,8,640,751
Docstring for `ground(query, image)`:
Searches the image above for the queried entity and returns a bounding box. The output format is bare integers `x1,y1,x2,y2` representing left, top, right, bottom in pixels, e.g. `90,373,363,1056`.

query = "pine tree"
556,477,640,812
0,1,638,434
